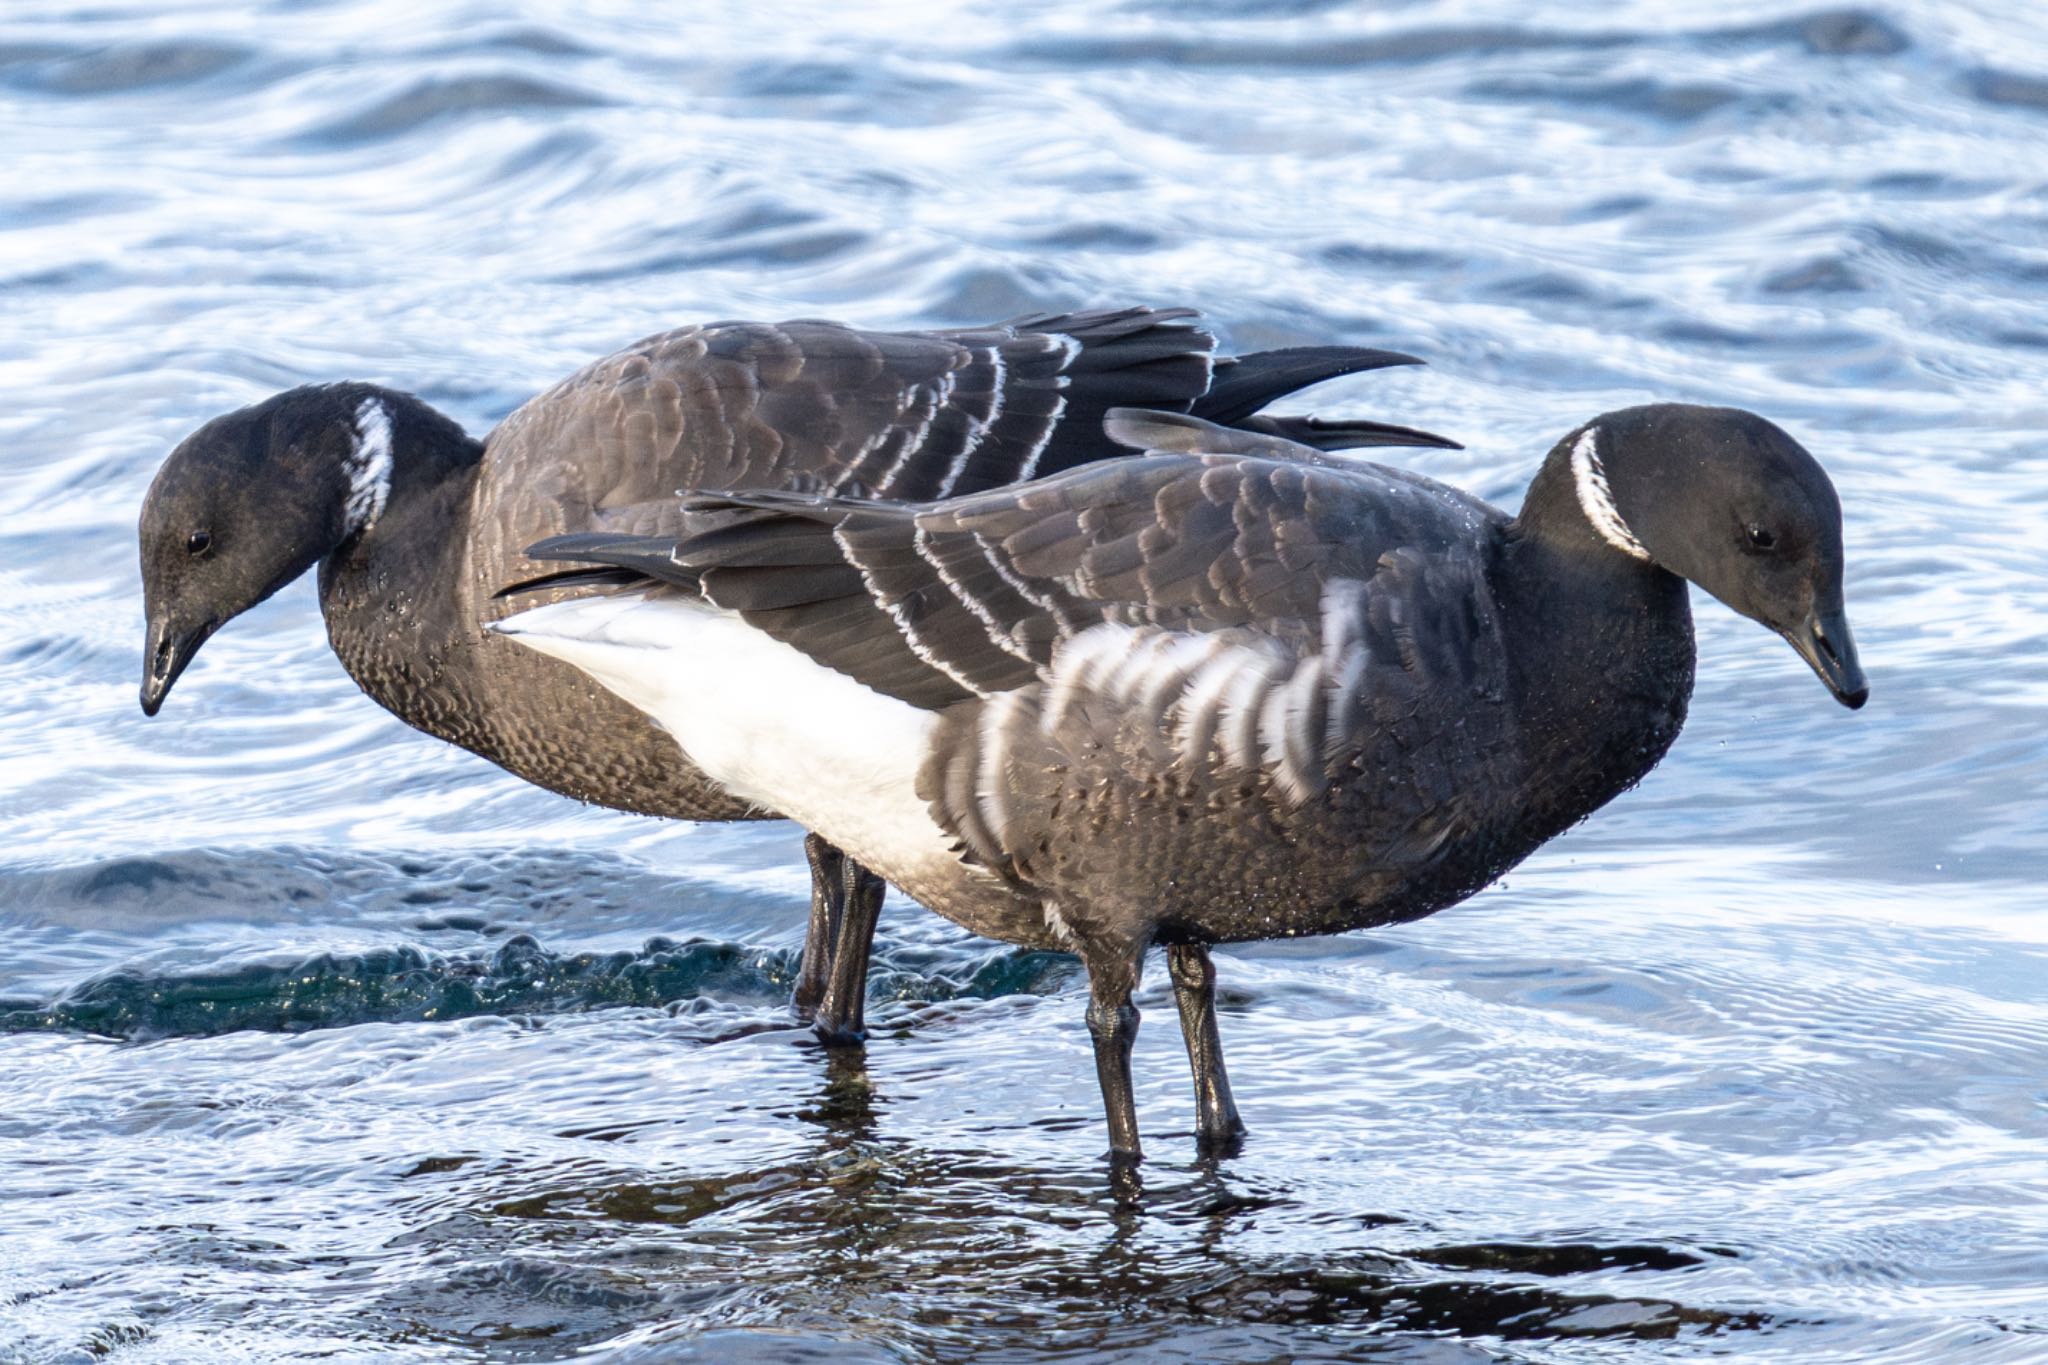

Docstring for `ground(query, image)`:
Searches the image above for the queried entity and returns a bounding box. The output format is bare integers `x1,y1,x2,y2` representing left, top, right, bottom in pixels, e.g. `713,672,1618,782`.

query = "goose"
136,308,1455,1042
493,401,1868,1186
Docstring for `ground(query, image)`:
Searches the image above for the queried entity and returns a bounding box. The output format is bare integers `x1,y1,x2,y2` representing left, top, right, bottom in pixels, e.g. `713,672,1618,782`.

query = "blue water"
3,1,2047,1360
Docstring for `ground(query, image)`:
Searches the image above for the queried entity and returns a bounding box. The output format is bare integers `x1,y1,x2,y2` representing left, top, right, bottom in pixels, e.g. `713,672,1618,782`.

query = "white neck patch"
1569,427,1651,562
343,396,394,535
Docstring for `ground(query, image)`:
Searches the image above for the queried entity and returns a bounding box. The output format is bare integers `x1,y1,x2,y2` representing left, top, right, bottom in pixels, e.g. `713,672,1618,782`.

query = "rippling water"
3,0,2046,1360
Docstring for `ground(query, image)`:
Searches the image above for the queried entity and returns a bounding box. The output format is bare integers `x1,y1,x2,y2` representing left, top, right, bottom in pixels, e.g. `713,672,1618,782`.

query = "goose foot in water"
1169,943,1246,1154
791,833,884,1046
792,833,841,1024
1083,938,1147,1187
815,857,886,1047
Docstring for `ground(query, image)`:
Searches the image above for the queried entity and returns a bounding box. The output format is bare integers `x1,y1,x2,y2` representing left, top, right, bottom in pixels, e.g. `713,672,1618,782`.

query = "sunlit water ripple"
2,1,2046,1360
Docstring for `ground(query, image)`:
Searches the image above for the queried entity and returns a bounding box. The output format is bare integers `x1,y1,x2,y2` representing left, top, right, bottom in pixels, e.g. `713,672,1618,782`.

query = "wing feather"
522,449,1517,880
477,311,1455,623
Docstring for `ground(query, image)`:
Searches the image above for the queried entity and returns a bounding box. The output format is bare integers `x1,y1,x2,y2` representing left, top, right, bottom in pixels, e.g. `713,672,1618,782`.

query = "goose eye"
186,530,212,555
1745,524,1776,552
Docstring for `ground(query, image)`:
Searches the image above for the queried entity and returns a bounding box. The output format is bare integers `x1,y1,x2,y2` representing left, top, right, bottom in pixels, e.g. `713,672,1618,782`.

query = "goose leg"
814,857,885,1047
791,833,843,1023
1167,943,1246,1153
1082,939,1146,1188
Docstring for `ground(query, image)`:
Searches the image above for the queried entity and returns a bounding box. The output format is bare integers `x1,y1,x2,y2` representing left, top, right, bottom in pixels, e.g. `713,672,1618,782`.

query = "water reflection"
416,1044,1777,1359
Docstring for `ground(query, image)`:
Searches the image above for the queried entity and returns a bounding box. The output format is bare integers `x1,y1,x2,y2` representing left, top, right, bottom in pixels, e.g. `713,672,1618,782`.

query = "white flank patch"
1319,579,1373,755
974,689,1027,855
1324,644,1370,755
1027,580,1393,807
1265,662,1325,802
1131,633,1226,716
1569,427,1652,562
1039,623,1136,732
1214,650,1284,769
1099,630,1174,704
492,594,964,888
343,397,394,534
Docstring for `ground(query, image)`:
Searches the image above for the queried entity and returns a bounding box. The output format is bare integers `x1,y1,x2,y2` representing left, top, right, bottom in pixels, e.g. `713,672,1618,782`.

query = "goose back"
321,311,1340,818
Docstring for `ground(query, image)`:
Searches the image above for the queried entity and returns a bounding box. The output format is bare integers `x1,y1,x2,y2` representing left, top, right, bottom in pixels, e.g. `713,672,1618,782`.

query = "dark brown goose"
135,308,1455,1040
497,402,1867,1188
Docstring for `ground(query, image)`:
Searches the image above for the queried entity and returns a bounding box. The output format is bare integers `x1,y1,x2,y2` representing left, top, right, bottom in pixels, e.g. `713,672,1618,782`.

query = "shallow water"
3,0,2047,1359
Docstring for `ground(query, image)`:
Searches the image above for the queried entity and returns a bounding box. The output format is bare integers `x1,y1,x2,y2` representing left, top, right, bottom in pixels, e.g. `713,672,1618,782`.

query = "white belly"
493,592,968,889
